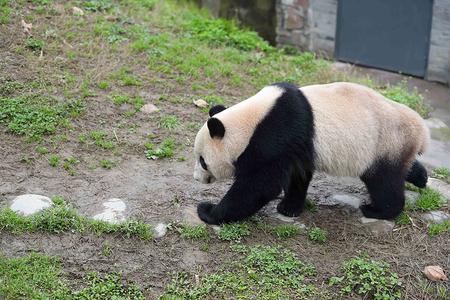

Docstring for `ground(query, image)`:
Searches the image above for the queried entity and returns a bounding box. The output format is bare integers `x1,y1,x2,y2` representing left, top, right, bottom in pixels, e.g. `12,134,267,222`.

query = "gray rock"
360,217,395,236
427,178,450,200
153,223,167,239
405,190,420,203
420,211,450,224
140,103,159,114
93,198,127,224
424,118,447,129
331,194,361,209
10,194,52,216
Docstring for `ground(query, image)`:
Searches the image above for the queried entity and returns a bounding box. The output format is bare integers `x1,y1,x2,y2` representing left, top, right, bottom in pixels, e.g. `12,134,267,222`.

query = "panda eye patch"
199,156,208,170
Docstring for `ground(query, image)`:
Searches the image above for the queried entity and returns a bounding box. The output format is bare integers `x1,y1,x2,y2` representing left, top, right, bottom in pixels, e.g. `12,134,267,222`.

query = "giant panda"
193,82,429,225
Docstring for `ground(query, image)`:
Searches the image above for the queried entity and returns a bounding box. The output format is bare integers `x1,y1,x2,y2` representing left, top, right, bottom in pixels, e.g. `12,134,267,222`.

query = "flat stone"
331,194,361,209
93,198,127,224
10,194,52,216
421,211,450,224
427,178,450,200
405,190,420,203
140,103,159,114
153,223,167,239
182,205,204,225
360,217,395,236
270,212,296,222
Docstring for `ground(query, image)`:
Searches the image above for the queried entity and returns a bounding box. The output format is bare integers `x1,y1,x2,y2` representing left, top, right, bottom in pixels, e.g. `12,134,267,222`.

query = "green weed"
100,159,114,169
431,167,450,183
308,227,327,244
273,224,302,239
0,0,11,24
217,222,250,241
63,156,79,175
90,131,115,149
395,212,411,226
0,253,144,299
36,145,49,155
379,81,430,118
0,197,153,240
48,154,60,167
428,220,450,237
329,257,402,300
415,188,447,211
161,245,318,299
160,116,179,129
178,224,209,240
145,138,176,159
97,80,110,89
25,38,45,52
84,0,113,12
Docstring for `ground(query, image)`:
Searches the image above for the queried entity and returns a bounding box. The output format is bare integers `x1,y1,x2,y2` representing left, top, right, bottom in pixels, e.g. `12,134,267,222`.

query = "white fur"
193,86,283,183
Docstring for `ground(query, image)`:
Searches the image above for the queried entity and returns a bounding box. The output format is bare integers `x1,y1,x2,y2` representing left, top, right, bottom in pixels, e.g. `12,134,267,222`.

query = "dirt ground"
0,1,449,299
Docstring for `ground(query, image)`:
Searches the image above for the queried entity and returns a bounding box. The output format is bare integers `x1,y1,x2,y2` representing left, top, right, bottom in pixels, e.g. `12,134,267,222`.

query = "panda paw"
197,202,219,225
276,201,302,217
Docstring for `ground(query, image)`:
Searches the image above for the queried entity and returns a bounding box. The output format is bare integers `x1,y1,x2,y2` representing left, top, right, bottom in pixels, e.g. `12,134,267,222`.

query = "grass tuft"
145,138,176,159
431,167,450,183
329,257,402,300
428,220,450,237
178,224,209,239
217,222,250,241
308,227,327,244
415,188,447,212
273,224,302,239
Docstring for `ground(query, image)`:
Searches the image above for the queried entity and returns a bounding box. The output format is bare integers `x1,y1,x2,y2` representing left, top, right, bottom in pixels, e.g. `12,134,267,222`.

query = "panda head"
193,104,233,184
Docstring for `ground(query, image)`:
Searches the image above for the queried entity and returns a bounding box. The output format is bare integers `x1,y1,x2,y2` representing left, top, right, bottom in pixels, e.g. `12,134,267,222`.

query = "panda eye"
199,156,208,171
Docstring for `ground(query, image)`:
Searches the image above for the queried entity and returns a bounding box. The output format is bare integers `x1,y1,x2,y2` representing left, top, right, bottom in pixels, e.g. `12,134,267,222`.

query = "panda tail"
406,160,428,188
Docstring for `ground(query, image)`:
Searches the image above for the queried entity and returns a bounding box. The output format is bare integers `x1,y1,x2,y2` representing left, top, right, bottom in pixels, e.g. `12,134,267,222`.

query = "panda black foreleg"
197,169,283,225
277,169,312,217
360,160,406,220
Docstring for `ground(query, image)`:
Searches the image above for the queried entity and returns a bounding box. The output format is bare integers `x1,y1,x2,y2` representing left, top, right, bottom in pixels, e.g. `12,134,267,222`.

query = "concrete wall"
427,0,450,85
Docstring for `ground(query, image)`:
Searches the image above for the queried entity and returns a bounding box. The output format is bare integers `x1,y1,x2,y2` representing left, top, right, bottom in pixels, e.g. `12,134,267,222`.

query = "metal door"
335,0,434,77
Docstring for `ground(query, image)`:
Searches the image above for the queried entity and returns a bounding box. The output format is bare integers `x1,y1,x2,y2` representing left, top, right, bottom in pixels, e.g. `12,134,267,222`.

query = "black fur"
207,117,225,139
209,105,226,117
406,160,428,188
198,83,315,224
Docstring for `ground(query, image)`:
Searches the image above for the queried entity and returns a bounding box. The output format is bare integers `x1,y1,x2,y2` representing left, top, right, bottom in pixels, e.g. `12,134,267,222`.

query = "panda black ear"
207,117,225,139
209,105,226,117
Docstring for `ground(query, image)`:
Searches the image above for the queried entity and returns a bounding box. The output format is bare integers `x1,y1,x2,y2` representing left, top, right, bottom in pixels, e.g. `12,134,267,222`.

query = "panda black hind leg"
359,158,406,220
277,168,312,217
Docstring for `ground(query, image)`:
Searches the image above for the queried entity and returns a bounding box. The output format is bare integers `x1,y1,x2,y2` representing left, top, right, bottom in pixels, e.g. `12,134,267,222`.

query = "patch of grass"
63,156,79,175
0,96,82,140
305,198,318,212
112,68,142,86
36,145,49,155
415,188,447,211
395,212,411,226
0,197,153,240
160,116,180,130
100,159,114,169
90,131,115,149
162,245,318,299
48,154,60,167
25,38,45,53
217,222,250,241
83,0,113,12
145,138,176,159
431,167,450,183
329,257,402,300
0,0,11,24
428,220,450,237
379,80,430,118
0,253,144,299
178,224,209,239
0,253,71,299
308,227,327,244
97,80,110,89
273,224,302,239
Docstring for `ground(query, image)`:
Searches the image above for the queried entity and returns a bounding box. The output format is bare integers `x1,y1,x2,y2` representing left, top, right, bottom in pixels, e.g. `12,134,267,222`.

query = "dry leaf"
72,7,84,16
193,99,208,108
21,20,32,34
423,266,448,281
